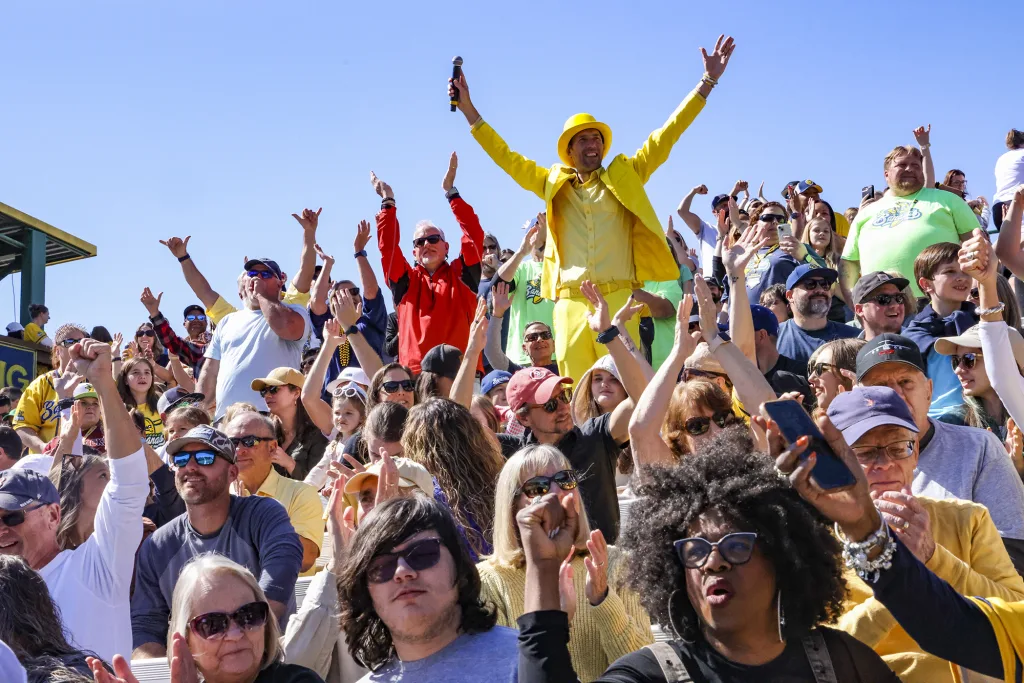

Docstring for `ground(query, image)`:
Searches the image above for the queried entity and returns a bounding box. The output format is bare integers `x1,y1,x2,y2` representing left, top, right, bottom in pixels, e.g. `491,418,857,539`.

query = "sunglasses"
951,352,982,370
382,379,415,394
172,449,220,468
683,410,736,436
681,368,730,384
259,386,282,397
136,330,155,338
759,214,786,223
524,331,553,343
851,440,915,464
185,314,207,322
674,532,758,569
797,278,831,291
483,243,500,253
808,361,839,379
864,293,905,307
58,338,82,348
247,269,277,280
528,389,571,414
229,435,270,449
367,537,444,584
188,601,269,641
0,504,44,528
412,234,443,248
515,469,578,498
335,385,366,402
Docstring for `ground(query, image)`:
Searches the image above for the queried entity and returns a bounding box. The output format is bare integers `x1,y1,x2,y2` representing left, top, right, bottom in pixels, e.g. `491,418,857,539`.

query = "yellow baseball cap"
250,367,305,392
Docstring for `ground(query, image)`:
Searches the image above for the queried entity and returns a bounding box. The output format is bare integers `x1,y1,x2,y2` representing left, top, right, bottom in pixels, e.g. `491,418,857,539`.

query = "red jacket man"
372,154,484,374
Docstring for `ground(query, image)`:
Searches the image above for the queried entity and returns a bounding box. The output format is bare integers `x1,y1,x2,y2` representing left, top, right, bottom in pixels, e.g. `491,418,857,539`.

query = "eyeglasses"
524,331,553,343
247,269,277,280
172,449,220,468
412,235,443,248
185,314,207,322
528,389,571,414
864,293,905,307
797,278,831,291
259,386,281,397
0,504,44,528
58,338,82,348
808,361,839,379
136,330,155,338
759,214,786,223
367,537,444,583
515,469,579,498
970,288,979,299
229,435,270,449
951,352,982,370
683,410,737,436
483,243,500,253
381,379,415,394
188,601,269,640
851,440,915,464
674,532,758,569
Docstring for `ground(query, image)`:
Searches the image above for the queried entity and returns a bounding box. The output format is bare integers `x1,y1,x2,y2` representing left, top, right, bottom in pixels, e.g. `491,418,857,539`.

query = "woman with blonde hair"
479,444,651,682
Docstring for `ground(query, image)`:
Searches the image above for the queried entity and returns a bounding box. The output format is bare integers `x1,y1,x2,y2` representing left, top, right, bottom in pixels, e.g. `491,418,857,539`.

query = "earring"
777,589,786,642
667,589,695,645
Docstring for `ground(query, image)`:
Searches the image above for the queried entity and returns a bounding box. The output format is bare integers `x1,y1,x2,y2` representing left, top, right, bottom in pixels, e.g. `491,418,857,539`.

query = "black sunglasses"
515,469,579,498
259,386,282,397
759,214,786,223
529,389,571,414
674,532,758,569
229,435,270,449
524,331,553,342
797,278,831,291
188,601,269,640
185,314,207,322
381,379,415,394
368,537,444,584
951,352,982,370
808,361,839,379
683,410,736,436
412,234,443,248
136,330,155,338
172,449,220,468
864,293,905,307
0,504,44,528
247,269,277,280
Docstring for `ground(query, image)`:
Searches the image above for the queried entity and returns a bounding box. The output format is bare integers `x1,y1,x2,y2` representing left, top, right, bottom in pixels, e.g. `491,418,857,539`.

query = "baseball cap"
0,469,59,511
481,370,512,397
421,344,463,380
856,334,925,381
344,457,434,498
935,324,1024,370
750,305,779,337
326,366,371,394
251,367,305,392
165,425,236,463
797,179,823,195
785,265,838,292
183,304,205,318
827,385,919,445
73,383,98,401
157,387,206,415
683,342,726,375
243,258,284,279
5,323,23,334
711,194,730,211
506,367,573,413
851,272,910,305
705,276,724,290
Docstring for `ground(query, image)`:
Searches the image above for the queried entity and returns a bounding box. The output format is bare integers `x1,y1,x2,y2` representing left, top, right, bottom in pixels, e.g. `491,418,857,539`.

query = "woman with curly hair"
513,427,900,682
401,398,504,561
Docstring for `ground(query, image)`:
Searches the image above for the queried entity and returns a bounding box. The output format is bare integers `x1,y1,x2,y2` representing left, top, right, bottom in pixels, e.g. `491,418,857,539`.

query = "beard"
895,174,924,194
176,467,229,505
795,294,830,318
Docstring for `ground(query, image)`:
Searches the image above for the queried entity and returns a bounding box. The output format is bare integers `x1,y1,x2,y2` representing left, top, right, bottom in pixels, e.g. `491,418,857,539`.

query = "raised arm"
158,236,220,310
913,125,934,189
253,284,306,341
309,244,334,317
725,225,771,363
352,218,380,300
167,356,195,392
301,322,342,435
290,207,321,295
496,218,541,284
331,288,384,380
994,186,1024,278
452,299,488,409
676,184,709,235
372,172,412,295
484,282,512,372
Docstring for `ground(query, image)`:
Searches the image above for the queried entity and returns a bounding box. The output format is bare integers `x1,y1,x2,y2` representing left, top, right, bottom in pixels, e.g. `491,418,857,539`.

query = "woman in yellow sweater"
477,444,652,682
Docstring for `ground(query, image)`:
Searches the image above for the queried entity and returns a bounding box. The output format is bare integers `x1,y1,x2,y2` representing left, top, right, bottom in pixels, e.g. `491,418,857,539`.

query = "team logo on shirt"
525,276,544,305
871,201,923,229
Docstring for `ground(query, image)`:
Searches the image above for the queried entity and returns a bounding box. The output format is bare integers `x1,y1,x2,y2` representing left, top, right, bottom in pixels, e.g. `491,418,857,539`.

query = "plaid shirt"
151,313,208,374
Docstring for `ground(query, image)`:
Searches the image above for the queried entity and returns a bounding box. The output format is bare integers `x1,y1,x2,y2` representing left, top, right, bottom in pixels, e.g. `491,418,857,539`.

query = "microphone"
450,56,463,112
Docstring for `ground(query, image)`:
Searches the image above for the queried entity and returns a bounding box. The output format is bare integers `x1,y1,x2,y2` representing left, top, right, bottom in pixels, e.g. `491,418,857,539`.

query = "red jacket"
378,195,484,375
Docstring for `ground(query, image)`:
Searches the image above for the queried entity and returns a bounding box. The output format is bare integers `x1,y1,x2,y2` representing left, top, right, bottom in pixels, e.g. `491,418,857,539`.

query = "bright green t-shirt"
643,279,683,371
507,259,556,366
841,188,978,297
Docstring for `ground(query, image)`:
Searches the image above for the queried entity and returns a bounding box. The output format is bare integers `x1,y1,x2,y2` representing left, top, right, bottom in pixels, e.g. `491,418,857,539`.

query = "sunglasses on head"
0,504,44,528
951,352,982,370
381,379,415,394
683,410,736,436
58,338,81,348
367,537,444,584
247,269,277,280
136,330,155,338
185,314,207,322
229,435,270,449
524,330,553,343
188,601,269,641
864,293,905,306
681,368,729,384
530,389,571,413
798,278,831,291
259,385,282,397
515,469,578,498
759,214,786,223
412,234,443,248
674,532,758,569
172,449,220,468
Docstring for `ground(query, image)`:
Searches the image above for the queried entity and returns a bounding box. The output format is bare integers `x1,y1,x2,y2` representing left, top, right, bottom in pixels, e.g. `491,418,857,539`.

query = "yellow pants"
554,287,640,383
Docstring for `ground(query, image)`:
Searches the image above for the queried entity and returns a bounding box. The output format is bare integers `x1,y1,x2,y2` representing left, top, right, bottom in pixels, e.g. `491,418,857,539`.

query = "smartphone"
861,185,875,202
761,399,857,491
527,217,539,231
777,223,793,240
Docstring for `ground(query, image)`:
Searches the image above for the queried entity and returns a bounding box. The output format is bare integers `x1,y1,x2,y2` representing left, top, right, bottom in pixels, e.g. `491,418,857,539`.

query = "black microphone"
450,56,463,112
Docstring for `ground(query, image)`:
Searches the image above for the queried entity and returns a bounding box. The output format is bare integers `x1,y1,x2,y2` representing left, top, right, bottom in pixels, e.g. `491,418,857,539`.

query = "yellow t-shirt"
135,403,165,449
12,371,61,450
22,322,48,344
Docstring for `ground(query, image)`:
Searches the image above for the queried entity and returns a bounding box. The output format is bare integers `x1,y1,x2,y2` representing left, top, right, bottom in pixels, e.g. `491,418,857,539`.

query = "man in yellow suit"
449,35,735,381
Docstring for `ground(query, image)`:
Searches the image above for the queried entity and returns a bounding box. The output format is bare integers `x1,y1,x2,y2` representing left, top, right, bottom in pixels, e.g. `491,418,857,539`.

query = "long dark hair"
338,496,496,670
366,363,415,415
116,357,161,413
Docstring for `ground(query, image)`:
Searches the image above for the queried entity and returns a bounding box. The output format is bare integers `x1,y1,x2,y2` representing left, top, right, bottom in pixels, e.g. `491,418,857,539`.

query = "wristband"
346,324,360,336
354,250,368,259
178,254,191,263
445,187,460,200
706,335,726,353
595,325,620,345
111,356,122,362
381,199,396,210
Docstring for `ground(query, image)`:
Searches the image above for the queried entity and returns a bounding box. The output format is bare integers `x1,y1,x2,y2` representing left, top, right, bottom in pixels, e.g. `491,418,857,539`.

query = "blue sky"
2,1,1019,343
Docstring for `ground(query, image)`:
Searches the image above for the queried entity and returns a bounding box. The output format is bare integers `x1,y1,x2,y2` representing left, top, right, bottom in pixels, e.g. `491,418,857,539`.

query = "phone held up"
861,185,875,202
761,399,857,491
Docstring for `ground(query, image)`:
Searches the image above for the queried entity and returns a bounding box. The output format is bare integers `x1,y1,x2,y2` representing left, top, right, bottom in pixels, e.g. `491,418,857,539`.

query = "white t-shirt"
40,447,149,663
694,219,718,277
994,149,1024,203
205,305,311,418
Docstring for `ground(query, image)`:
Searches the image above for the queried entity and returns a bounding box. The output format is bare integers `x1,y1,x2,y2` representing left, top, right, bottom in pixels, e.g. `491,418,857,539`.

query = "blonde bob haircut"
168,554,282,670
488,444,592,569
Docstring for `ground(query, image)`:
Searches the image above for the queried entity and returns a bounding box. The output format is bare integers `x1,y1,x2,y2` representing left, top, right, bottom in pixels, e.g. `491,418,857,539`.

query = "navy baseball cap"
421,344,463,380
855,333,926,381
827,385,919,445
481,370,512,397
243,258,284,279
750,305,779,337
0,469,59,512
157,387,206,416
797,179,823,195
711,194,731,211
785,265,838,292
165,425,236,463
183,304,205,318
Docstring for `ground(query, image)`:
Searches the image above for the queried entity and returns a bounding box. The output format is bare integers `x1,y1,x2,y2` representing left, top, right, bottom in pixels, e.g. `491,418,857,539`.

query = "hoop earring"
667,589,695,645
777,589,786,642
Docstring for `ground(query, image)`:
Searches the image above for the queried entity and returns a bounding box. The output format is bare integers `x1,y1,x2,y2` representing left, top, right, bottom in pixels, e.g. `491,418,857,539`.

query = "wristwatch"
346,324,360,336
354,250,368,259
595,325,620,345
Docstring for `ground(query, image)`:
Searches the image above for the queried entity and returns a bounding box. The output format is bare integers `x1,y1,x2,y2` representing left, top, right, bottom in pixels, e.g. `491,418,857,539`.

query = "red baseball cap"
506,367,573,413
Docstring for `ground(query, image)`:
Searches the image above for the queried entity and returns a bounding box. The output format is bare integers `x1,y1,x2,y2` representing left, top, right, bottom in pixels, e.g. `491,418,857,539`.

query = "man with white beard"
776,264,859,365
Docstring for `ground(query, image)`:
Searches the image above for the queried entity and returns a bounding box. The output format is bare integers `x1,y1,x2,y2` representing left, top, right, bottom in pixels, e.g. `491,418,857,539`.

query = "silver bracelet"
976,302,1005,317
837,517,896,584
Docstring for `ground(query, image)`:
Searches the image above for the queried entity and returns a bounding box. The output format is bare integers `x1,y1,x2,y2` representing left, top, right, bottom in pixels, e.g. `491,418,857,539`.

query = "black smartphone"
861,185,875,202
761,399,857,491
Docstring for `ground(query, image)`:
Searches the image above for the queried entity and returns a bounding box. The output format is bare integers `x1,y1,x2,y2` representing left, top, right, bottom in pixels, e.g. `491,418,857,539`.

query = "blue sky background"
1,1,1019,341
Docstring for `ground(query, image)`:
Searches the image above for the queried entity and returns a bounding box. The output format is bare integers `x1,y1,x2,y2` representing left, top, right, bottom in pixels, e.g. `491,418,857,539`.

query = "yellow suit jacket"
471,91,707,299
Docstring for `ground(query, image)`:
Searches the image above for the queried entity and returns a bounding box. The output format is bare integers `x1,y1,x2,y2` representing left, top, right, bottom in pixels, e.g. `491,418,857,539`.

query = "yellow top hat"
557,114,613,167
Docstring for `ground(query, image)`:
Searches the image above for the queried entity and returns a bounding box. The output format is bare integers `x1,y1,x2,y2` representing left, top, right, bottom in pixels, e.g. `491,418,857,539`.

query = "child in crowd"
304,384,366,491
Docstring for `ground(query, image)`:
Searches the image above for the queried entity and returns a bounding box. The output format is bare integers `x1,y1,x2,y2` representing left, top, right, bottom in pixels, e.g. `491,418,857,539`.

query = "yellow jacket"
470,92,708,299
838,496,1024,682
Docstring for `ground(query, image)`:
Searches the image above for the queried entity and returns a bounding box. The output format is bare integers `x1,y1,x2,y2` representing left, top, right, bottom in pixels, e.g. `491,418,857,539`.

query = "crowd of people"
3,31,1024,683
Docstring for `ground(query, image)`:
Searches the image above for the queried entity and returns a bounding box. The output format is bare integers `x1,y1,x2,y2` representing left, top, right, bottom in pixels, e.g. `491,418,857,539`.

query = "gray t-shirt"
359,626,518,683
913,418,1024,540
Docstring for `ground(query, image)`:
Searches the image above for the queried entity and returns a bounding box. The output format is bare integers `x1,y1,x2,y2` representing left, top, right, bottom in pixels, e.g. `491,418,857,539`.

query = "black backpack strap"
802,630,839,683
645,642,692,683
